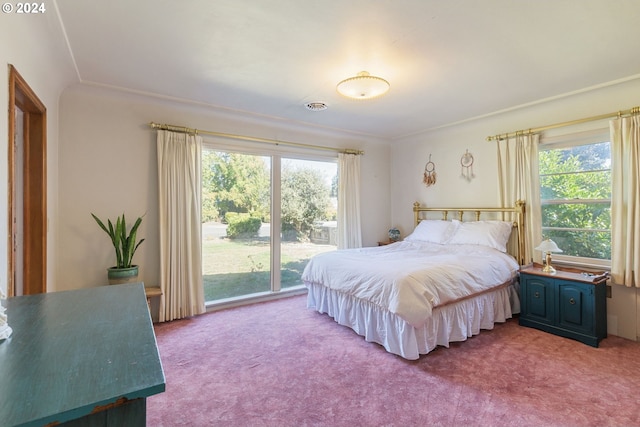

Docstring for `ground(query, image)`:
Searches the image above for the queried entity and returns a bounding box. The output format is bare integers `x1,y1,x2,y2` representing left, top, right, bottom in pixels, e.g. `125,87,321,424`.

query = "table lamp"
535,239,563,274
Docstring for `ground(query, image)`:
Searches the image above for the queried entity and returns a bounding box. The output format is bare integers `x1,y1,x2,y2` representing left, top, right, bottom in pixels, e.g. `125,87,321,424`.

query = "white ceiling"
55,0,640,140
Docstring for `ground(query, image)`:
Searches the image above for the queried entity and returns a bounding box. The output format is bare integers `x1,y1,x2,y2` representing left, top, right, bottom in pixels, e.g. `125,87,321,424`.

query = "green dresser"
0,283,165,426
519,264,608,347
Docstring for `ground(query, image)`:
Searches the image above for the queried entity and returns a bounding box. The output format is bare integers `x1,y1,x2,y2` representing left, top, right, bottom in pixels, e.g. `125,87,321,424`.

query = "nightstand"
519,264,608,347
378,240,401,246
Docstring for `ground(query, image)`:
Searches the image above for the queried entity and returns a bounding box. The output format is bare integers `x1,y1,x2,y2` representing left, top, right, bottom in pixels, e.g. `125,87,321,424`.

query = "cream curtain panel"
496,133,542,264
610,114,640,287
157,130,205,321
337,153,362,249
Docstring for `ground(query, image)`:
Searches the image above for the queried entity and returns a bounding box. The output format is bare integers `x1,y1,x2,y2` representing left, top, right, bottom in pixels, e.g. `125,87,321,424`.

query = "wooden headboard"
412,200,526,265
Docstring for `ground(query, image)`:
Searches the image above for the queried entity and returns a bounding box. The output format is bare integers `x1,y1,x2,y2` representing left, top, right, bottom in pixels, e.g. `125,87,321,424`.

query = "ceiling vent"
305,102,328,111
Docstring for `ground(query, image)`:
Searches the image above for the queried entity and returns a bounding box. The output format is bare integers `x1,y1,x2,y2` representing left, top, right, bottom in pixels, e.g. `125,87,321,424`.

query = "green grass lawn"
202,236,334,301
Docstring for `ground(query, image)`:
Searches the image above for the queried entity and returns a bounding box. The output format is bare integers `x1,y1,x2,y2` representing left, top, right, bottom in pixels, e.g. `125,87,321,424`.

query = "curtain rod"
486,106,640,141
149,122,364,155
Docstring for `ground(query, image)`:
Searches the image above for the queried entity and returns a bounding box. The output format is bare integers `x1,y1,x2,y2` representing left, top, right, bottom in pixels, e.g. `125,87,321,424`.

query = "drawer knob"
569,298,576,305
534,291,540,298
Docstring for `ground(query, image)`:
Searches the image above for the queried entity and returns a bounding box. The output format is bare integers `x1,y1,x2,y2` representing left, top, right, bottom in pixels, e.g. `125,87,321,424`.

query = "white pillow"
448,220,513,252
405,220,459,244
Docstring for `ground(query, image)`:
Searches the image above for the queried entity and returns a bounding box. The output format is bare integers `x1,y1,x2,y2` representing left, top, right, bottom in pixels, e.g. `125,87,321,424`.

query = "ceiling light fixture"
336,71,390,100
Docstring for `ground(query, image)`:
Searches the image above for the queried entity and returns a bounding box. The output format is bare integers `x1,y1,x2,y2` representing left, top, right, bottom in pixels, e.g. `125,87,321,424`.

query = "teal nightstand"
519,264,608,347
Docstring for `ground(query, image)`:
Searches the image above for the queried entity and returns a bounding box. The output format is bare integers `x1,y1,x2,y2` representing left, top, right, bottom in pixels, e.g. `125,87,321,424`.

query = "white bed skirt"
305,281,520,360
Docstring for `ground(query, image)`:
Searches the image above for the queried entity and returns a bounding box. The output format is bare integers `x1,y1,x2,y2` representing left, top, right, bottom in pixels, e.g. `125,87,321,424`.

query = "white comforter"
301,241,519,328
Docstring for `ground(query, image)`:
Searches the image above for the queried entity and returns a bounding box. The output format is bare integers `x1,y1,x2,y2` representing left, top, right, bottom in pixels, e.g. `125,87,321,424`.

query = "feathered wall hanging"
423,154,436,187
460,149,475,182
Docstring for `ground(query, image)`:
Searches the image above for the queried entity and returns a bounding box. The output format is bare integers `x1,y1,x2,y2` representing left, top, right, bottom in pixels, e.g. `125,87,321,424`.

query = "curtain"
157,130,205,321
337,153,362,249
610,114,640,287
496,133,541,264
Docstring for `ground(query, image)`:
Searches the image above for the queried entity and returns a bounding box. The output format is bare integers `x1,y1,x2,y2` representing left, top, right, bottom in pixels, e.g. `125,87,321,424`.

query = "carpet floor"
147,295,640,427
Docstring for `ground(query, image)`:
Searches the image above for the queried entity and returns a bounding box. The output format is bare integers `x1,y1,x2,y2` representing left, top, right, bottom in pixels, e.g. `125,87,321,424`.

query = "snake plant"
91,213,145,269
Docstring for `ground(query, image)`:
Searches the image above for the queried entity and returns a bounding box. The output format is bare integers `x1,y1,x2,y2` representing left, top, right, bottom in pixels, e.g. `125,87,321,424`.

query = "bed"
302,201,526,360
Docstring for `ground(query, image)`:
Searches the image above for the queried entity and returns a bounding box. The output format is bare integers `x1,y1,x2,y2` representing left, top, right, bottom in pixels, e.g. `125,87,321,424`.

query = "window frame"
538,128,612,269
201,138,339,305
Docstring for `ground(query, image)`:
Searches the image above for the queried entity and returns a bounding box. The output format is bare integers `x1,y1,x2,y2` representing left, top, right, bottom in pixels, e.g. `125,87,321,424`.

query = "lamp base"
541,252,557,274
541,264,556,274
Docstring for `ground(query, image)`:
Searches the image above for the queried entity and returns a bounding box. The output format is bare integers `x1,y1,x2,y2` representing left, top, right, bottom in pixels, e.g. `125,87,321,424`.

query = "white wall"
58,84,391,291
0,9,77,295
391,76,640,342
3,1,637,344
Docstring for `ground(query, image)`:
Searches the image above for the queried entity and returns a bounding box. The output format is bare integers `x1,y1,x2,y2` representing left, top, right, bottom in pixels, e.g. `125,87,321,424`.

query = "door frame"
7,64,47,296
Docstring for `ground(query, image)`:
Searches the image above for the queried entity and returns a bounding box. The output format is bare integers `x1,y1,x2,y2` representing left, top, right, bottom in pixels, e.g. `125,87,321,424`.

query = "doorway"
7,65,47,296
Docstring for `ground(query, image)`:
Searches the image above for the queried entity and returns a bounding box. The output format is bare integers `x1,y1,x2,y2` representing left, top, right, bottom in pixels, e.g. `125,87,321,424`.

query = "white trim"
202,135,340,160
554,255,611,270
271,156,282,292
205,287,307,313
540,128,609,149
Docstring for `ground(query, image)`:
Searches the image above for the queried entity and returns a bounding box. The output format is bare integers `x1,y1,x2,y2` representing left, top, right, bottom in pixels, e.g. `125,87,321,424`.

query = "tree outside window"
539,141,611,260
200,149,337,302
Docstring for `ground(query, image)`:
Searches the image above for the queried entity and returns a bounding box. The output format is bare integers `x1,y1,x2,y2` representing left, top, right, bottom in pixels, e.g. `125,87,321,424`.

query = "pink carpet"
147,295,640,427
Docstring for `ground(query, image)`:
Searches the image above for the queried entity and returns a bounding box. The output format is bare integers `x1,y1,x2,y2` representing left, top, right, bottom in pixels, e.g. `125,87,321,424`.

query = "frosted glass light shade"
336,71,390,100
535,239,563,253
535,239,562,274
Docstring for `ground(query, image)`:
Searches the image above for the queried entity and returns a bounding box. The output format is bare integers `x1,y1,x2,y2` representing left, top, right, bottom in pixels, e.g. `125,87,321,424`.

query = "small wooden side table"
144,286,162,308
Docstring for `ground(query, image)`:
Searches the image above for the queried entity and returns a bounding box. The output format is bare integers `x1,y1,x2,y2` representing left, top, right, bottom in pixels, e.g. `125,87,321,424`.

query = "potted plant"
91,213,145,285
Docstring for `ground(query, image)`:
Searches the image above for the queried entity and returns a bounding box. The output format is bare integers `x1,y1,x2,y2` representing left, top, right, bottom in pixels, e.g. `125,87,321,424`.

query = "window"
279,158,338,290
538,131,611,265
201,146,337,304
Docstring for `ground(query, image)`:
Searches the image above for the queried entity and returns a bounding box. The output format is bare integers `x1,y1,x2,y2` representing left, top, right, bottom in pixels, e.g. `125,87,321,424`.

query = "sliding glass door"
201,150,272,301
201,148,337,303
279,158,337,290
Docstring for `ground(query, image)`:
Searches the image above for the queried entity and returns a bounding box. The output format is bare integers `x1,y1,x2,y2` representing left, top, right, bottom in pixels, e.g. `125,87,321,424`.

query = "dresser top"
520,263,609,284
0,283,165,426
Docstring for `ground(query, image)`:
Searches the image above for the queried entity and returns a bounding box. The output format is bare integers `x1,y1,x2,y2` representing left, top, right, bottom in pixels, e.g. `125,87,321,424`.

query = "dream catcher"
460,149,475,182
423,154,436,187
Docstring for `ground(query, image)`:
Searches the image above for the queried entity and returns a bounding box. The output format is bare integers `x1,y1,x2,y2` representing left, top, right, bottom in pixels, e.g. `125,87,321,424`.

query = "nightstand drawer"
557,281,593,334
523,277,554,323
